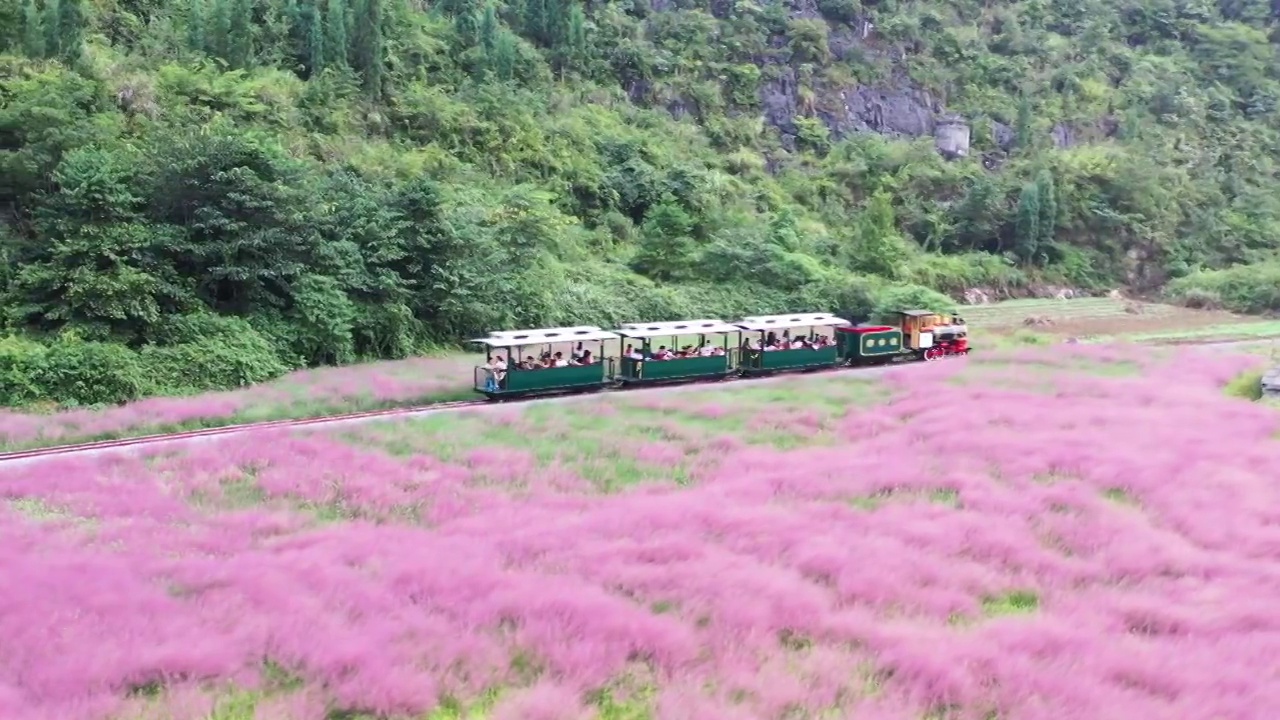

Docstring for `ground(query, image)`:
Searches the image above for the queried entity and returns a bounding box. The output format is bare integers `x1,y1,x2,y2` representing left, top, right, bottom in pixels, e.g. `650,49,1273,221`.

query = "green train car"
470,310,969,400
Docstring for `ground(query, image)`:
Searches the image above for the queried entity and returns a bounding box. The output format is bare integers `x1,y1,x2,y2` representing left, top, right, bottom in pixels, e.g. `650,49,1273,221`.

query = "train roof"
734,313,851,331
471,326,620,347
615,319,741,339
897,309,940,317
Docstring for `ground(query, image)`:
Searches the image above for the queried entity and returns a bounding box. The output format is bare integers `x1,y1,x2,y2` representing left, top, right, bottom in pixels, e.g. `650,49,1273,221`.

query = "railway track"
0,335,1259,466
0,360,923,465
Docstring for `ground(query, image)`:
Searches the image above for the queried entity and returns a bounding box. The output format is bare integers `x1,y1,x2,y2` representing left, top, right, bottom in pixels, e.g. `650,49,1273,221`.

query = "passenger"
581,348,594,364
766,331,777,347
655,345,673,360
624,344,643,360
483,355,506,391
712,346,726,356
572,342,585,363
522,355,537,370
552,351,567,367
699,342,716,357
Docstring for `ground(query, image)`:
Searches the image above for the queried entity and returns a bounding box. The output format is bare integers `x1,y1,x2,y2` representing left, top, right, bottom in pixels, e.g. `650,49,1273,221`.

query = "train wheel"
924,346,945,362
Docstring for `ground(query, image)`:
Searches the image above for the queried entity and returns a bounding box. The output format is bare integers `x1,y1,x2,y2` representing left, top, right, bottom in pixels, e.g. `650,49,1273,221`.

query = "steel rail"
0,356,946,464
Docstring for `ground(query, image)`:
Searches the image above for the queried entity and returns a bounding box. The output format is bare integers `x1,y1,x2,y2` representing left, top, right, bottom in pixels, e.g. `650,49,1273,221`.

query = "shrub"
1166,263,1280,314
871,283,957,322
140,335,288,395
0,335,48,406
36,337,150,406
1224,369,1264,401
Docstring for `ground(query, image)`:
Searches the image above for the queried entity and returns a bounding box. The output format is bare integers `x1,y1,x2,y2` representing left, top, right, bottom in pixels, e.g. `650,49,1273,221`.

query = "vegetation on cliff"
1,0,1278,404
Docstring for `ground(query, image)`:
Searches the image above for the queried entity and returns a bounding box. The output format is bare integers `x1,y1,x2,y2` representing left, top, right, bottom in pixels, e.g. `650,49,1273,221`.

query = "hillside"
2,0,1279,404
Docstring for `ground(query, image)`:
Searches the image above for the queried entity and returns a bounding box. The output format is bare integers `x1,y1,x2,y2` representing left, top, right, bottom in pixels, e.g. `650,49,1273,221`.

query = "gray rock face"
1052,123,1075,148
762,70,946,143
935,115,970,158
991,120,1016,150
823,85,943,138
1263,367,1280,399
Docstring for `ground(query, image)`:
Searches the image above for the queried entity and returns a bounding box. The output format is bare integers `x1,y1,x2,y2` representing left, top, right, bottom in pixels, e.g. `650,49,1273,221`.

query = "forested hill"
1,0,1279,405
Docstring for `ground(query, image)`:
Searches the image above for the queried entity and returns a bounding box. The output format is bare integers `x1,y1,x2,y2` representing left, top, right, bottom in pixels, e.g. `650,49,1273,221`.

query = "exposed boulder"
935,115,970,159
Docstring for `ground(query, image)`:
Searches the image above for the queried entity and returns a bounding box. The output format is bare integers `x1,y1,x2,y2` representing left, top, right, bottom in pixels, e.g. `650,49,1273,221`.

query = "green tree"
325,0,347,68
350,0,382,95
491,30,517,80
22,0,43,58
1015,182,1041,263
479,1,498,54
848,191,906,279
564,3,587,70
41,0,58,58
1015,95,1033,150
1035,168,1057,246
454,3,480,46
631,199,696,281
306,0,324,74
227,0,253,67
522,0,545,44
10,147,180,340
186,0,204,54
209,0,231,59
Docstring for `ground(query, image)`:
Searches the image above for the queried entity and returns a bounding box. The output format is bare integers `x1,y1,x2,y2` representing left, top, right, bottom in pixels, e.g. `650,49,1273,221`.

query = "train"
470,309,970,400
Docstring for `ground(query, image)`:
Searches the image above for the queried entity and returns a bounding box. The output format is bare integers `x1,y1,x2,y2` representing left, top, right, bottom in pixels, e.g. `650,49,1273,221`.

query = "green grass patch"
1224,369,1265,401
981,590,1040,617
847,487,962,510
1102,487,1139,506
1121,321,1280,343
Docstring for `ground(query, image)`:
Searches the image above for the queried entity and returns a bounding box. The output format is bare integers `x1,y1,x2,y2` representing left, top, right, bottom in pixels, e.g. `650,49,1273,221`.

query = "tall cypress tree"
282,0,304,69
565,3,586,69
325,0,347,68
479,2,498,54
522,0,545,45
22,0,45,58
1035,169,1057,247
306,0,325,75
56,0,83,63
545,0,567,46
42,0,59,58
351,0,382,96
228,0,253,67
209,0,231,60
1015,182,1041,263
1015,95,1033,150
187,0,205,53
454,4,479,46
492,30,515,80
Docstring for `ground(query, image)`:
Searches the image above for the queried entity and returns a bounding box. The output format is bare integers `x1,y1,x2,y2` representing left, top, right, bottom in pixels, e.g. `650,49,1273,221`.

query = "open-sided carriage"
614,319,740,385
736,313,848,375
472,326,619,399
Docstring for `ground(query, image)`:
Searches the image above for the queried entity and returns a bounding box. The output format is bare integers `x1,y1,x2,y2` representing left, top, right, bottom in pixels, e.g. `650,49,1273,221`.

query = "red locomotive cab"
931,316,970,358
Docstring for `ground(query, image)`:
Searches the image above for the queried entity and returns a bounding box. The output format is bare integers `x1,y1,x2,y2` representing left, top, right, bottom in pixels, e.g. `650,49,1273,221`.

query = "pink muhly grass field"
2,344,1278,719
0,355,478,451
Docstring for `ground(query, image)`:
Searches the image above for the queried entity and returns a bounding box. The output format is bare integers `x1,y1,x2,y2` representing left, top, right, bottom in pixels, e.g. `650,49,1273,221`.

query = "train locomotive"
471,309,969,400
